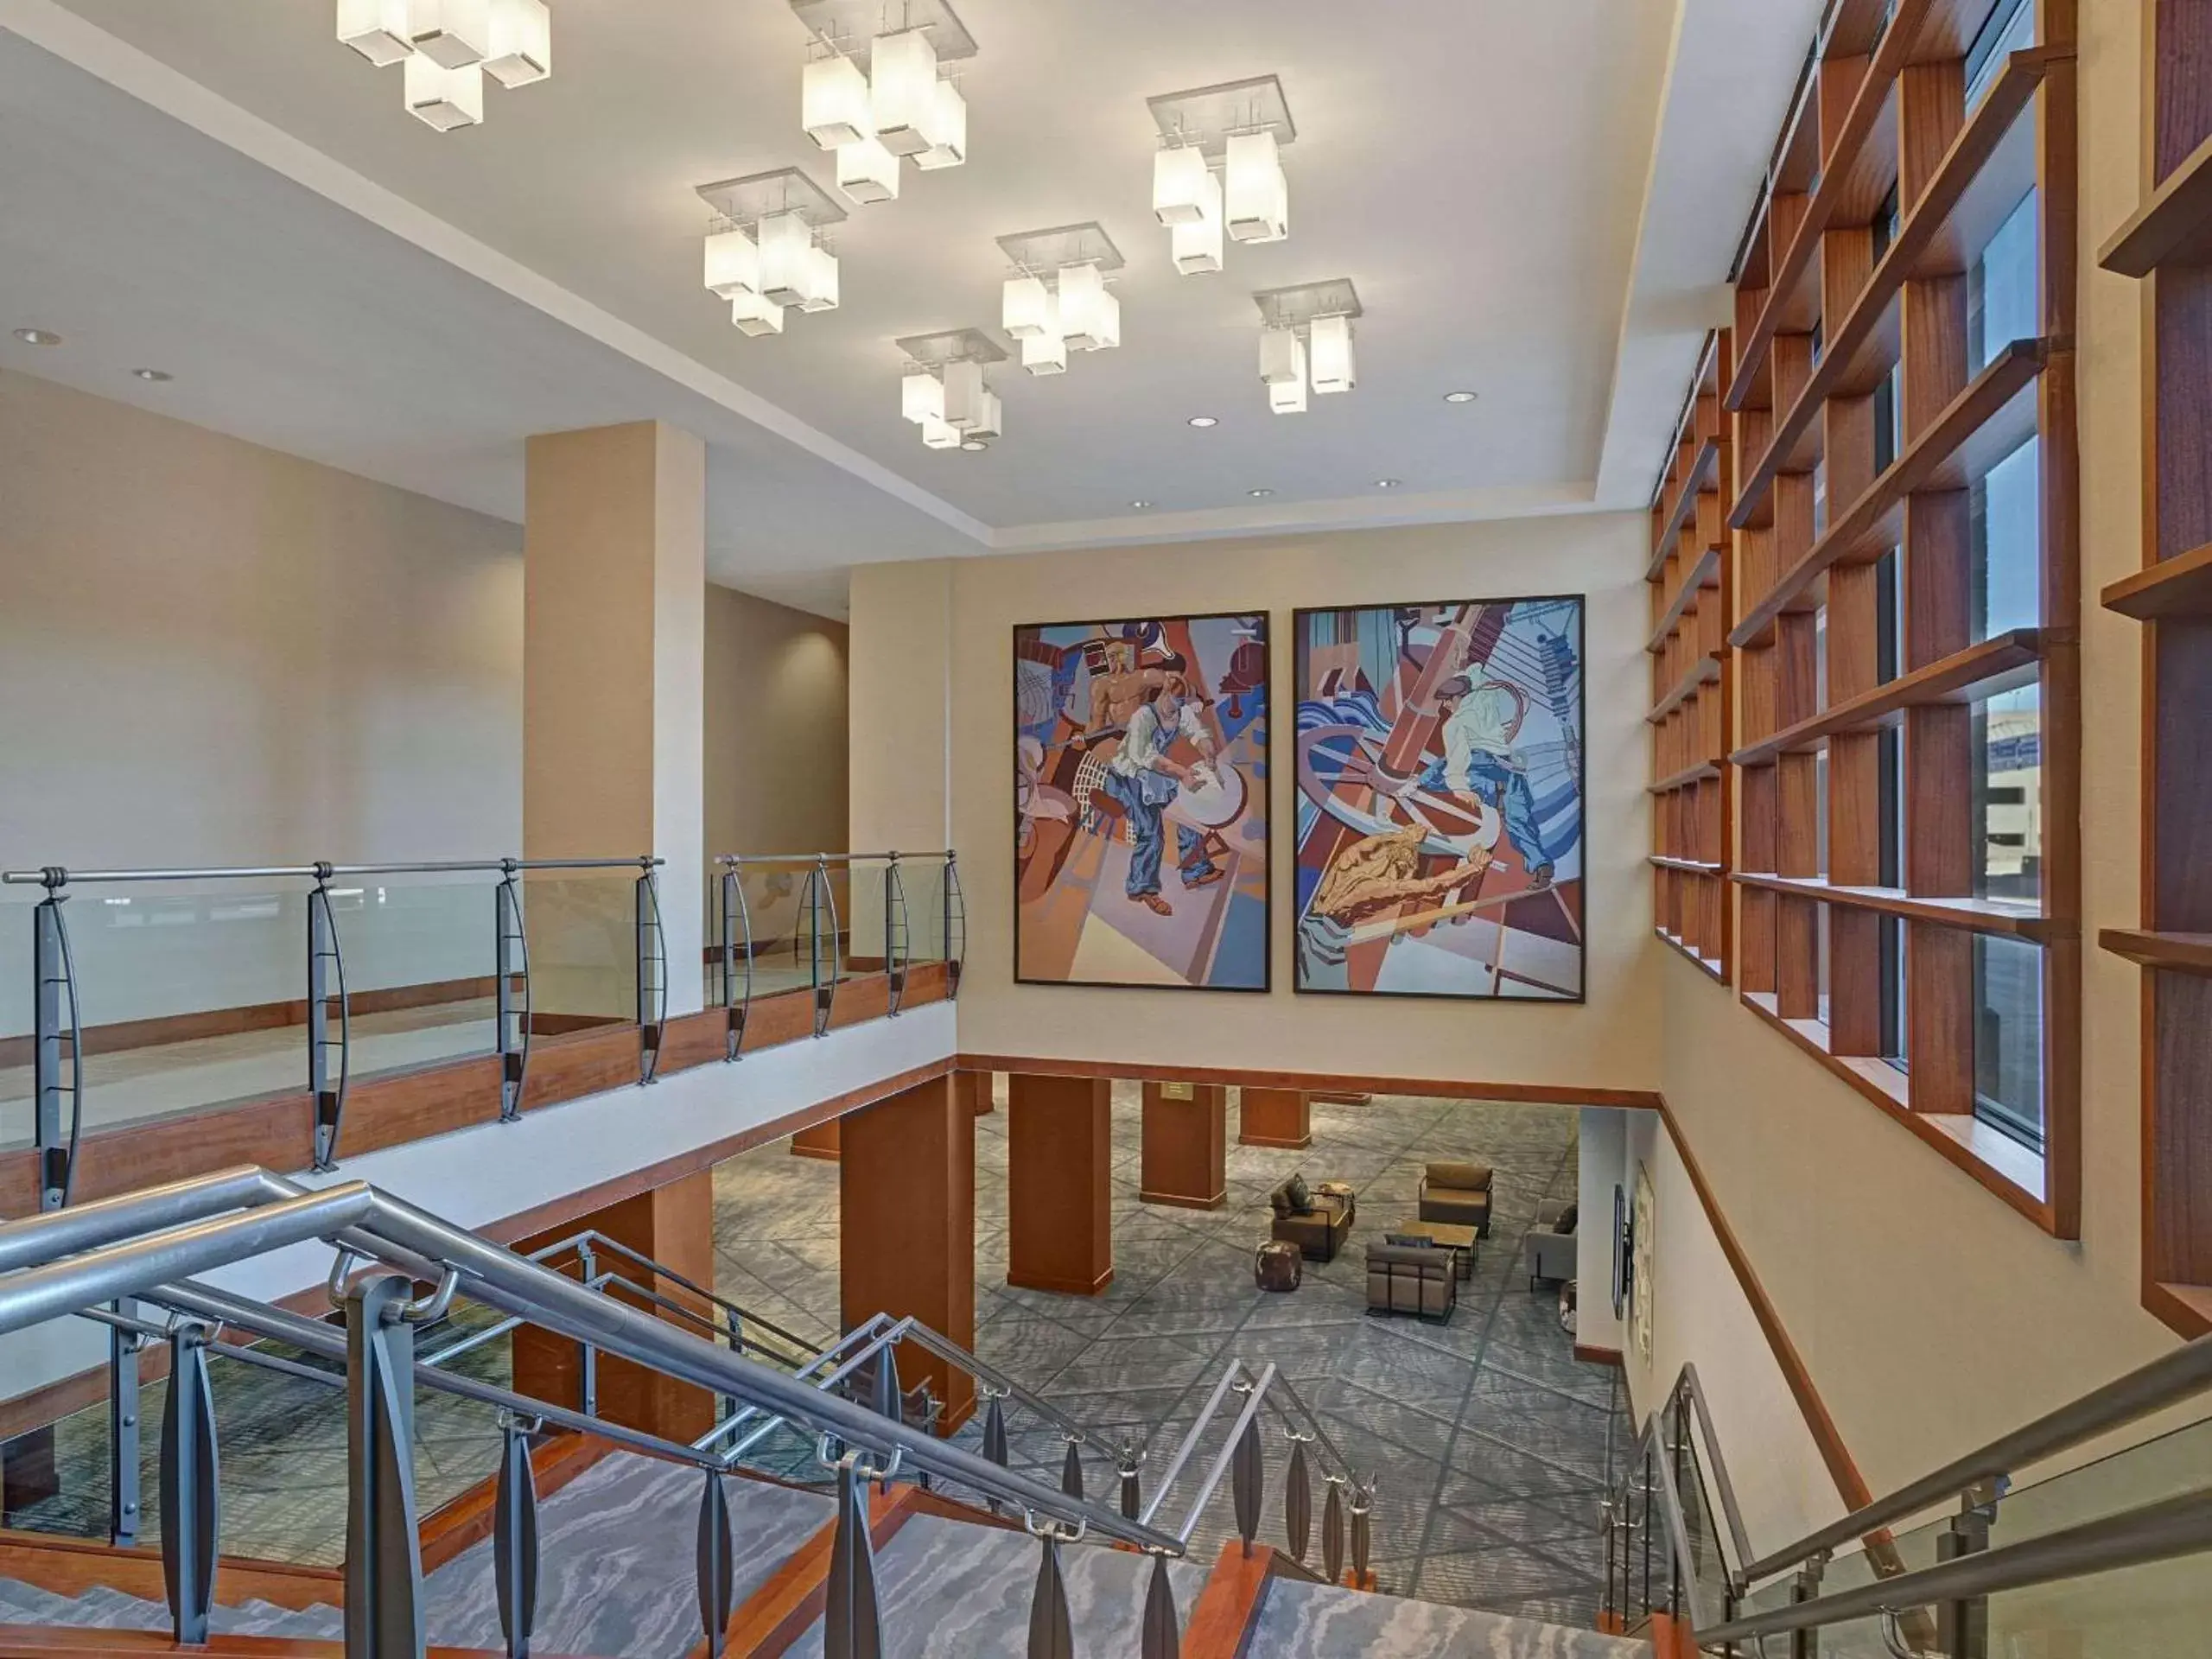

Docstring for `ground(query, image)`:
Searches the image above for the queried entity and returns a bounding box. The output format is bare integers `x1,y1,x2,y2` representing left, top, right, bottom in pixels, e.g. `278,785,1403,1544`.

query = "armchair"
1523,1197,1578,1292
1417,1161,1494,1237
1268,1176,1352,1262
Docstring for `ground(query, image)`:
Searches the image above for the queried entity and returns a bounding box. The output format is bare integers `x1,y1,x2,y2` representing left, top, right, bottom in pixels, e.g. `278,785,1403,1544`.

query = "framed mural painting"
1014,613,1270,990
1292,596,1586,1000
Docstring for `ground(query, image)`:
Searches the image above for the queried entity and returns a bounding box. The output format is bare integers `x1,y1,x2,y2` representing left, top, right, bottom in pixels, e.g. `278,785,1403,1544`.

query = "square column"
1139,1082,1227,1210
1006,1074,1113,1295
524,421,706,1020
958,1071,994,1116
840,1075,976,1432
1238,1087,1312,1149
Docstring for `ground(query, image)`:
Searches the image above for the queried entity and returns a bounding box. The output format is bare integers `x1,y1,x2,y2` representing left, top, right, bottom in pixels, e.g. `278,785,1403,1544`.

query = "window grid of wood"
1648,332,1736,979
1720,0,2081,1235
2094,0,2212,1338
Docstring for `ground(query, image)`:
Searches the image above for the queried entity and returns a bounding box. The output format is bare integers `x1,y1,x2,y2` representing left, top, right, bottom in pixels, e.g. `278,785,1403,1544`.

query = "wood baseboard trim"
1237,1131,1313,1149
957,1052,1662,1109
787,1144,841,1162
1004,1267,1116,1297
1573,1343,1624,1368
1137,1189,1227,1211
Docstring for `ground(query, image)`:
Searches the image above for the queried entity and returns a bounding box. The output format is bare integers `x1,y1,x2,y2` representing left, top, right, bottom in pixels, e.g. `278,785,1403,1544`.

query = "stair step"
1246,1575,1654,1657
783,1511,1211,1658
0,1573,342,1640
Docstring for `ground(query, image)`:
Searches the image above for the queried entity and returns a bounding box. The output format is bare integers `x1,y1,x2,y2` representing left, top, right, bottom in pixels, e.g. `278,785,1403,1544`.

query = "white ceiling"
0,0,1822,614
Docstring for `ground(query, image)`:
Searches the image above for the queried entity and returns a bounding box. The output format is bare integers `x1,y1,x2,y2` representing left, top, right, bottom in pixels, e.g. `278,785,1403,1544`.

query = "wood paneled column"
1139,1083,1227,1210
1006,1074,1112,1296
512,1170,718,1442
1238,1087,1312,1150
958,1070,994,1116
840,1074,976,1432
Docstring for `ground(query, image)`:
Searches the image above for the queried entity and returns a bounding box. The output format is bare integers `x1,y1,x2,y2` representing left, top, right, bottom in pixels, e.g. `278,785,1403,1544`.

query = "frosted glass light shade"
1171,171,1224,275
1153,143,1210,226
1269,372,1307,414
803,53,873,149
914,78,967,169
1089,289,1122,352
1224,130,1287,244
836,135,901,205
407,0,490,68
968,388,1004,441
732,292,785,336
758,213,814,307
921,416,962,449
902,371,944,425
1058,264,1107,352
1002,274,1050,340
1021,327,1068,377
338,0,412,67
869,29,938,157
1259,327,1301,385
1309,315,1356,393
798,245,840,312
404,55,483,129
483,0,550,86
943,360,988,429
703,226,759,300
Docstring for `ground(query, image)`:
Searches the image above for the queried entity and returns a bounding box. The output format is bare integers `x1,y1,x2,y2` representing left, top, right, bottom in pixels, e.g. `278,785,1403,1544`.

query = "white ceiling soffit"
1,0,1818,608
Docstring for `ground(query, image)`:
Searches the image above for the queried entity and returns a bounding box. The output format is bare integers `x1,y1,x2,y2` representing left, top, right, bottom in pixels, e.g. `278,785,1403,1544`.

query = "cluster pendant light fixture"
997,224,1123,379
896,328,1006,451
790,0,975,207
336,0,550,130
1147,75,1294,276
1253,279,1361,415
695,168,846,338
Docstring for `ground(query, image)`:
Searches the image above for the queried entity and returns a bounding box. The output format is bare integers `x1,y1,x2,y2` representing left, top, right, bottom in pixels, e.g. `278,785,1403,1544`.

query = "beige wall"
703,582,850,865
0,369,523,868
851,514,1659,1089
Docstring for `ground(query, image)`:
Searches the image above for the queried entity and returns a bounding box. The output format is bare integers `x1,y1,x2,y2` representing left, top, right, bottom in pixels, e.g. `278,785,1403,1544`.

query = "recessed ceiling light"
960,439,989,452
13,327,61,346
1374,478,1402,489
132,368,173,383
1443,390,1478,404
1130,499,1154,509
1187,416,1218,429
1248,488,1274,498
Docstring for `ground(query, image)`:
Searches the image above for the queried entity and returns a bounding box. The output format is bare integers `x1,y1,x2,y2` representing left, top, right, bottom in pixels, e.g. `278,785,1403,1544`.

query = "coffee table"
1394,1220,1478,1281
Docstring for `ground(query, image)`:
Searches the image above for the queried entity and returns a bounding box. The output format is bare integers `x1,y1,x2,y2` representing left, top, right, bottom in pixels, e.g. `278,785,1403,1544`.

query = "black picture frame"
1012,610,1273,993
1287,594,1588,1003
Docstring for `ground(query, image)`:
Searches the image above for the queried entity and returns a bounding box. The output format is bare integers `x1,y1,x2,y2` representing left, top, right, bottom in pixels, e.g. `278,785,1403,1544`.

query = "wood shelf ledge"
1730,629,2049,766
2098,929,2212,976
2099,127,2212,276
1731,871,2067,940
1644,438,1722,581
1649,760,1723,795
1649,855,1725,874
1647,654,1723,724
2101,543,2212,620
1645,543,1722,654
1732,339,2050,648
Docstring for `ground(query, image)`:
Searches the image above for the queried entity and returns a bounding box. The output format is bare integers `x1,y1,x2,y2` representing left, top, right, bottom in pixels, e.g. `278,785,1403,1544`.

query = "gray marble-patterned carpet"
1250,1574,1650,1658
713,1086,1637,1627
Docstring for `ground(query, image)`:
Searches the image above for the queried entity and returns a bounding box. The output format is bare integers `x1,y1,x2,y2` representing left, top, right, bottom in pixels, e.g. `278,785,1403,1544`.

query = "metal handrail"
0,1167,1175,1555
526,1228,827,1363
2,857,664,886
1175,1363,1276,1543
715,852,948,866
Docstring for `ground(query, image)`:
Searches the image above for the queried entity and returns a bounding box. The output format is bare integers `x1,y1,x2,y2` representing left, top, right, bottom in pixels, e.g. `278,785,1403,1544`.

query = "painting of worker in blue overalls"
1293,597,1585,1001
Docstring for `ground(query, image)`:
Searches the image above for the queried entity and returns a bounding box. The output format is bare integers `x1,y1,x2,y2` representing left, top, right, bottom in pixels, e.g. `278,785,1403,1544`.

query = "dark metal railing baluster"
343,1272,425,1657
1230,1414,1262,1555
635,859,665,1084
942,852,964,999
107,1298,142,1548
721,866,753,1062
1322,1474,1345,1585
1026,1529,1074,1659
823,1453,884,1659
308,866,351,1173
1119,1440,1142,1521
1060,1433,1084,1502
1283,1432,1313,1564
496,864,530,1122
493,1417,539,1659
1141,1553,1180,1659
1349,1484,1372,1590
871,1344,904,1427
159,1322,219,1643
884,852,908,1015
696,1466,734,1658
31,872,81,1211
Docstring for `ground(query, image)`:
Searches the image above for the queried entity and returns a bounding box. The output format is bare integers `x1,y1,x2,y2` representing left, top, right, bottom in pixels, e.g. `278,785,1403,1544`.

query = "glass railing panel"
1986,1544,2210,1656
841,860,893,988
19,881,316,1146
518,870,639,1033
1988,1409,2212,1548
1669,1426,1732,1626
333,871,498,1085
2,1351,118,1543
723,863,821,1002
0,882,43,1154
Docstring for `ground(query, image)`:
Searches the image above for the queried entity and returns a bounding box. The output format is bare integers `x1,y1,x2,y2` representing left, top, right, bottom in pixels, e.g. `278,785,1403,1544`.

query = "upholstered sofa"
1365,1239,1457,1323
1523,1197,1579,1291
1268,1175,1352,1262
1417,1161,1495,1237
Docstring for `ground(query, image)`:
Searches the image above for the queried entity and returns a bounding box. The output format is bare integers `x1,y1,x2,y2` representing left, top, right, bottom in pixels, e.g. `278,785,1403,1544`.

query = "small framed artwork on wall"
1290,595,1586,1000
1013,612,1270,990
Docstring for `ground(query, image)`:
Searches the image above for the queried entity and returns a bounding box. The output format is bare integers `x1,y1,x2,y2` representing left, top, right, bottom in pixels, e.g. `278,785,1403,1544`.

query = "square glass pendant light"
836,135,901,205
702,226,759,300
1152,143,1210,226
942,360,988,429
967,388,1004,441
1172,170,1224,276
870,28,938,157
1309,314,1356,393
1270,371,1308,414
407,0,491,69
1022,327,1068,377
758,212,815,307
483,0,550,87
798,245,840,312
803,52,872,149
338,0,412,67
921,415,962,449
1259,327,1301,386
902,370,944,425
404,54,483,130
1058,263,1108,352
914,78,968,169
732,291,785,336
1002,273,1050,340
1224,130,1288,244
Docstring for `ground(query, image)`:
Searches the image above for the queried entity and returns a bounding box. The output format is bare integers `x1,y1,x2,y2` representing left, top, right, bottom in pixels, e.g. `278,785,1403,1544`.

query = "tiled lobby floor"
710,1085,1635,1626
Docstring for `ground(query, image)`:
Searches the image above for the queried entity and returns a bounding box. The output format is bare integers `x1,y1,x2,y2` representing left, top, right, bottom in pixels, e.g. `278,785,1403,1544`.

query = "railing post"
1282,1430,1313,1564
942,851,963,1000
884,852,907,1016
635,860,665,1084
1118,1438,1142,1522
31,872,80,1211
493,1416,538,1659
823,1452,884,1659
696,1467,734,1658
1027,1525,1074,1659
810,855,837,1038
158,1321,219,1644
721,865,751,1062
1937,1486,1997,1659
308,866,351,1173
1060,1432,1084,1503
1322,1473,1345,1586
575,1243,600,1420
1789,1555,1824,1659
1348,1483,1372,1591
1230,1411,1262,1556
495,863,530,1123
343,1272,426,1657
107,1298,142,1548
1141,1553,1180,1659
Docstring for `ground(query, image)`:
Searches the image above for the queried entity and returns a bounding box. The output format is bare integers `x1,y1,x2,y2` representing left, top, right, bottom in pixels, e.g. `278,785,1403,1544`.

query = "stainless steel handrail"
526,1227,827,1360
715,852,950,866
1176,1362,1276,1543
1678,1362,1753,1575
1141,1362,1246,1528
2,857,663,886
